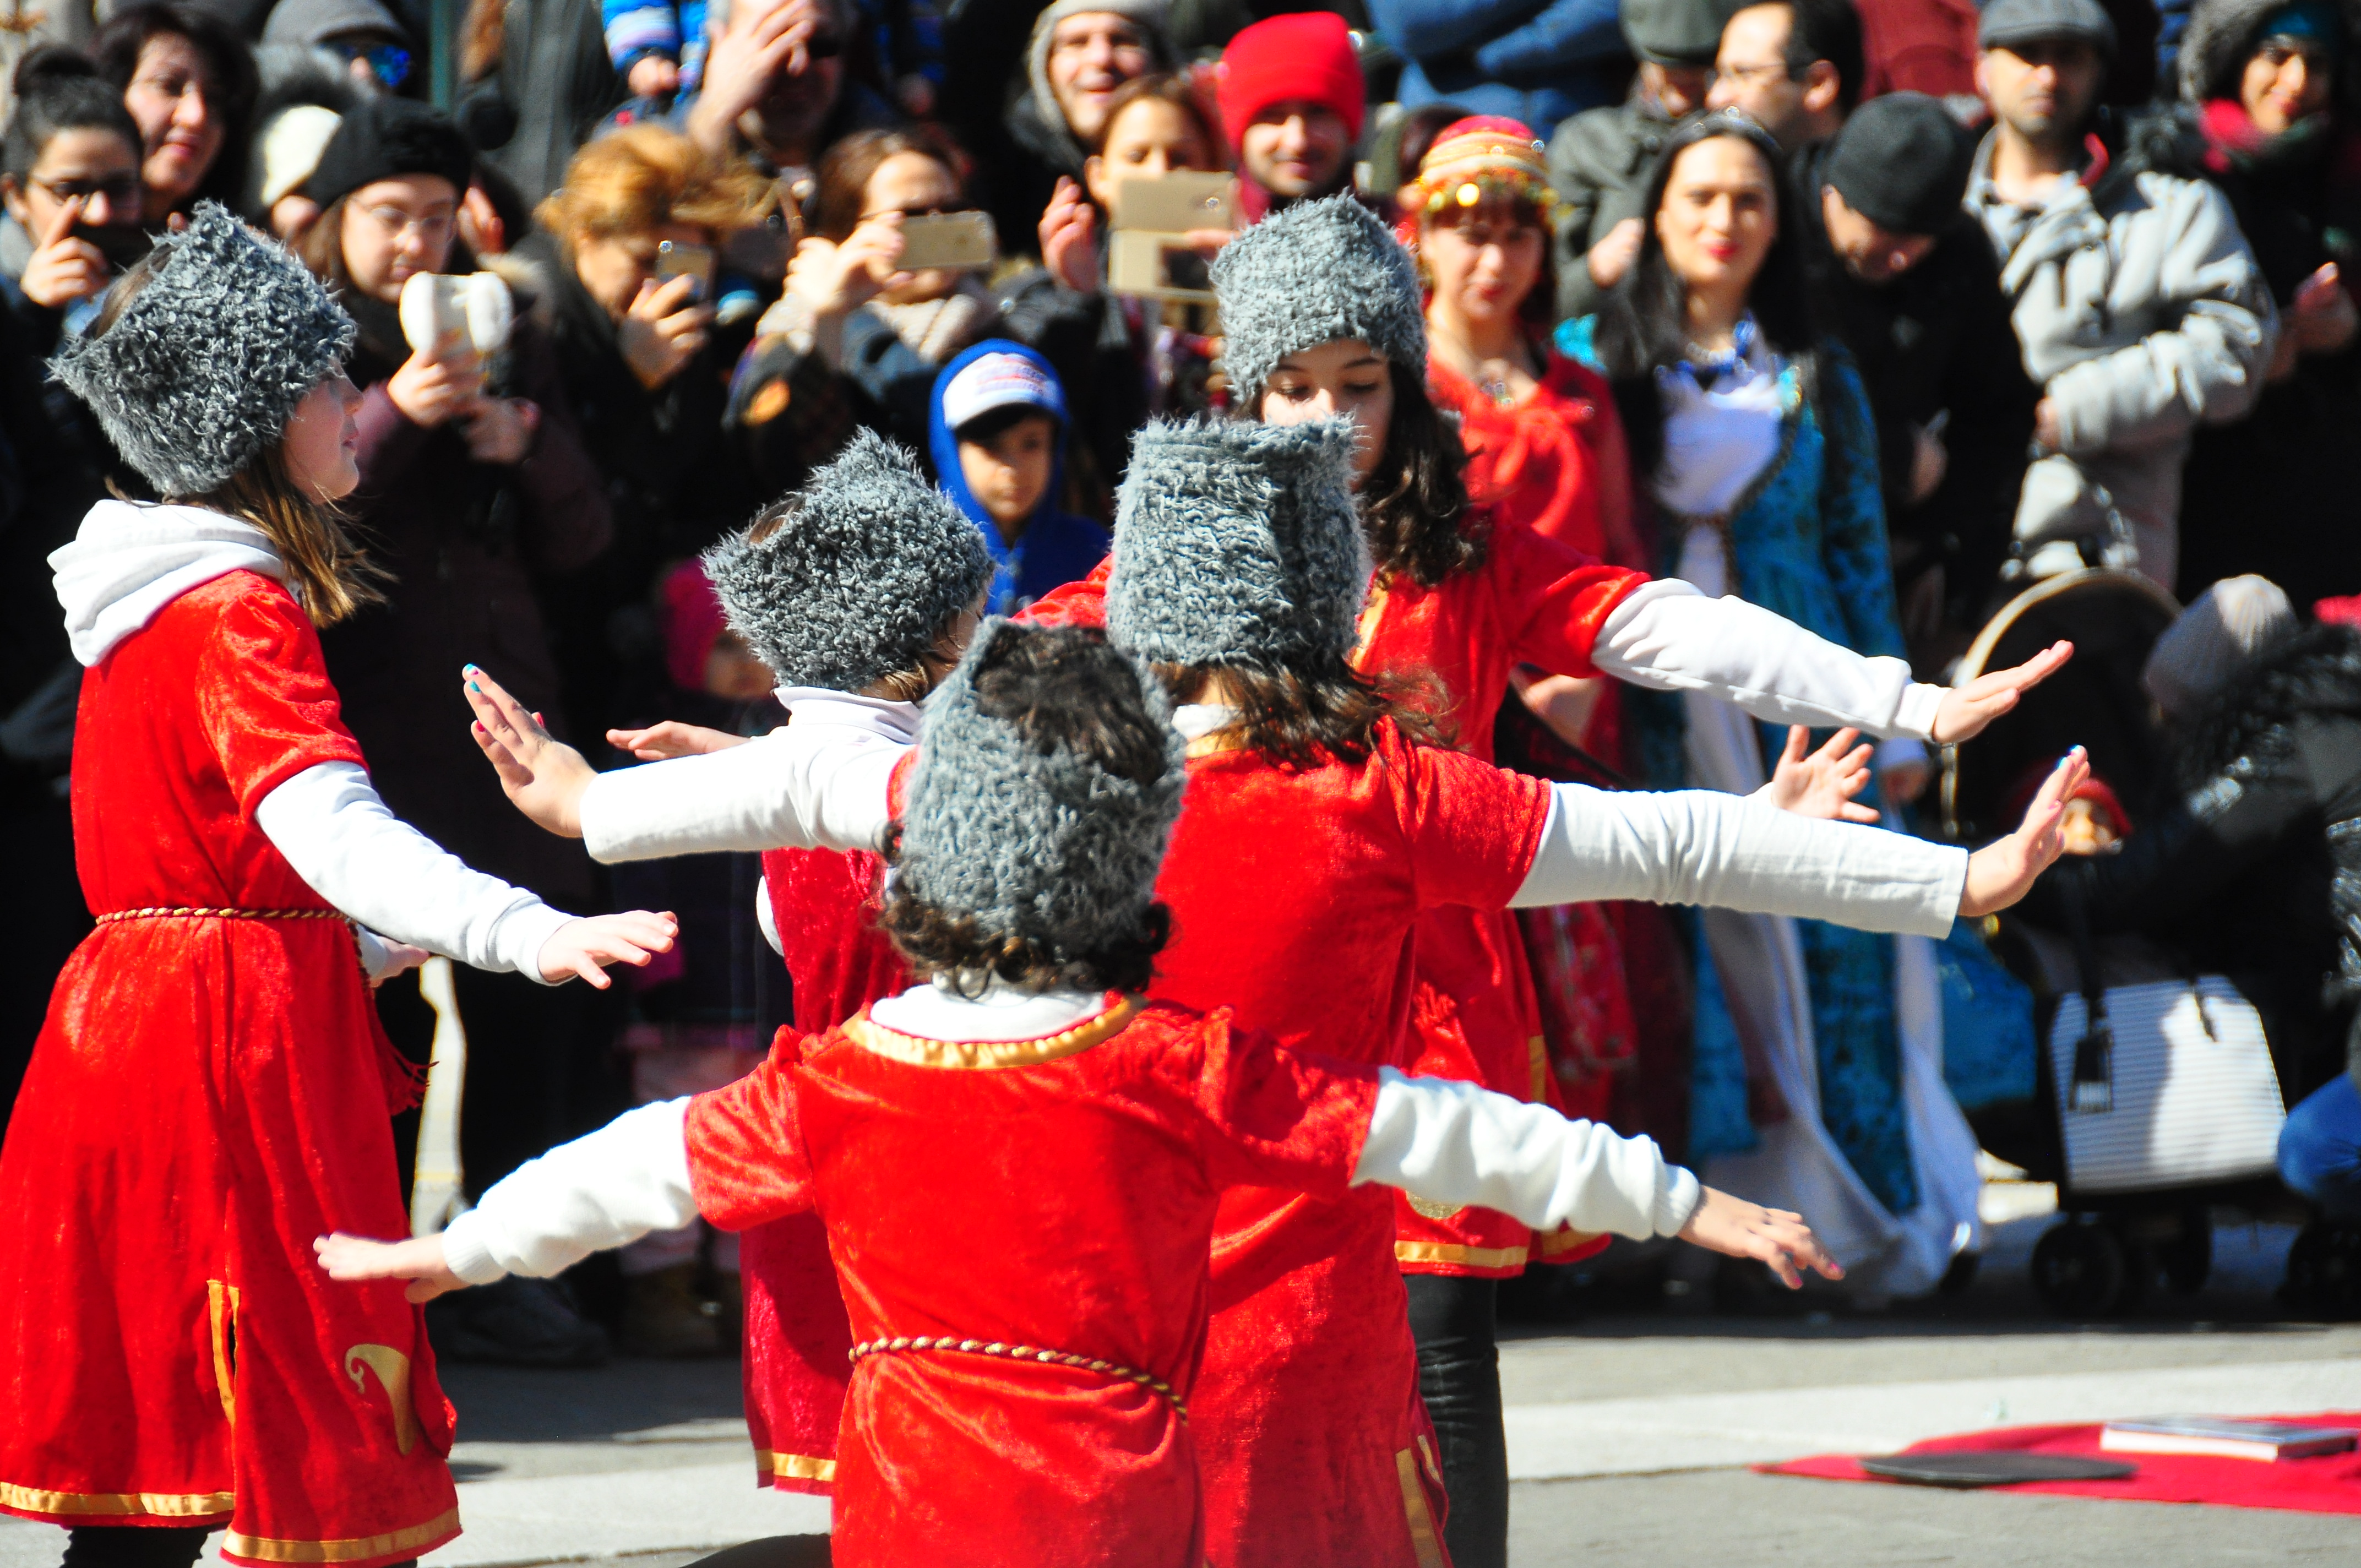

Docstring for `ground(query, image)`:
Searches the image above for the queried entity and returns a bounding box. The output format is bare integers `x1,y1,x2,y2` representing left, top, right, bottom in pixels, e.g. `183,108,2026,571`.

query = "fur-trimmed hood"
2178,0,2361,106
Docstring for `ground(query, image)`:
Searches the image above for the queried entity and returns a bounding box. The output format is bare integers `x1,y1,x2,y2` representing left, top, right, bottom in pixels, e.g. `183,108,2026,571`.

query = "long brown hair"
88,245,385,627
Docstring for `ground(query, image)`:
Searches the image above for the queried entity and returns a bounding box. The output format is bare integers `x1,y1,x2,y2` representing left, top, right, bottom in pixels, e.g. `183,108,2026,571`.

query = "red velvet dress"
733,845,907,1495
1024,529,1649,1279
682,998,1382,1568
0,573,459,1566
1147,722,1552,1566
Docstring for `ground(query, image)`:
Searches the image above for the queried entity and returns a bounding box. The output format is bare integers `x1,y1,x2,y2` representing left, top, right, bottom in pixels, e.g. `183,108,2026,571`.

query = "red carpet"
1762,1412,2361,1513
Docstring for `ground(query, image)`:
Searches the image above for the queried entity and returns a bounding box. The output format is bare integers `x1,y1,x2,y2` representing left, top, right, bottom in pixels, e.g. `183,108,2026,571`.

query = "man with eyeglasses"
681,0,900,209
1705,0,1858,147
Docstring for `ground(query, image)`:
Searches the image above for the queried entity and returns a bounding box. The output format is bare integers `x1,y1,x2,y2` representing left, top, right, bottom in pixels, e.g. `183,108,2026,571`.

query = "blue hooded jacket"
928,340,1109,614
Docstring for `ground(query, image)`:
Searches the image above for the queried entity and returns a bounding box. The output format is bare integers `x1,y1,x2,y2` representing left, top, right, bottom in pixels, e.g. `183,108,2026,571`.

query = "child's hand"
606,721,749,760
1762,726,1877,822
627,54,681,99
464,665,596,837
1929,640,2073,744
369,939,432,988
1678,1186,1843,1288
314,1232,467,1303
536,911,679,988
1960,747,2088,917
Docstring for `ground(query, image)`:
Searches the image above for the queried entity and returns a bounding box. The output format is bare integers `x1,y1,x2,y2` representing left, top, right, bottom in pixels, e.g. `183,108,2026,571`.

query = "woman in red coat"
0,206,673,1568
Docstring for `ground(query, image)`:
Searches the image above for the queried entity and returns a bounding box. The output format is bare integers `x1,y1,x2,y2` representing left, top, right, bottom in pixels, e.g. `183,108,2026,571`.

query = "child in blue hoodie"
929,340,1109,614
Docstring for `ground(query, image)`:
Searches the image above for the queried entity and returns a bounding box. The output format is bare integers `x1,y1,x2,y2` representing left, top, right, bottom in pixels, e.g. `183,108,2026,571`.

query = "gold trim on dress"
222,1506,460,1564
0,1482,235,1520
343,1345,423,1457
1394,1446,1448,1568
206,1280,240,1425
760,1451,839,1484
844,996,1143,1070
1395,1239,1530,1271
1527,1035,1548,1101
1537,1226,1605,1258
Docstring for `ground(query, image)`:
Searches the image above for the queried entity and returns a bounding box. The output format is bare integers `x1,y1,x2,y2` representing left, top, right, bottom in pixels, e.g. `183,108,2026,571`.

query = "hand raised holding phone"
620,268,714,389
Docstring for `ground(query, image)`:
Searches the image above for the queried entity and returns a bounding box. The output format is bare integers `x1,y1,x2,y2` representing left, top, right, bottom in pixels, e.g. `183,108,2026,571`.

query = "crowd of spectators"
2,0,2359,1411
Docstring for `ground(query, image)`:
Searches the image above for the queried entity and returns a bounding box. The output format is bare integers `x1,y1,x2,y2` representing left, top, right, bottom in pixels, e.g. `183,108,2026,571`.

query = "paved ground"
6,1201,2359,1567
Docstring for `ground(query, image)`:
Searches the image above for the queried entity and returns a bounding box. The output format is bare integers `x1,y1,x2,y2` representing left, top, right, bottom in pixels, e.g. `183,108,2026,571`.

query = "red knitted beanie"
1217,12,1366,151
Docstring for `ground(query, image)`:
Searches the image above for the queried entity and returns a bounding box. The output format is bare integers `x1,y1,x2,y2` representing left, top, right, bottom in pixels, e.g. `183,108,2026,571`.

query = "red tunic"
1150,723,1551,1565
681,998,1382,1568
1024,525,1649,1278
0,573,459,1566
735,846,907,1496
1433,350,1642,569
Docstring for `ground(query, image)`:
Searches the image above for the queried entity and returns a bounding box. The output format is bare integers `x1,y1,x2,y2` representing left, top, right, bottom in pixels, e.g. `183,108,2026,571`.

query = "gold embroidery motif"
844,997,1143,1070
759,1451,839,1484
1403,1194,1464,1221
1527,1035,1548,1101
1352,575,1394,665
1395,1239,1531,1270
1394,1447,1448,1568
206,1280,240,1424
0,1481,233,1519
343,1345,423,1457
222,1507,460,1564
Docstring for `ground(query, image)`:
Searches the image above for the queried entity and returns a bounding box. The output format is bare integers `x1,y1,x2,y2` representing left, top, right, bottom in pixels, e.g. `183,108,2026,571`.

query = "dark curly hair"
1360,362,1487,588
878,626,1176,994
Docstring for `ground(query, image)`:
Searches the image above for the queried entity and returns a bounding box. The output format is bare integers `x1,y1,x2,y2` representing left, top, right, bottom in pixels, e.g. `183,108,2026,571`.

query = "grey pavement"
4,1206,2358,1567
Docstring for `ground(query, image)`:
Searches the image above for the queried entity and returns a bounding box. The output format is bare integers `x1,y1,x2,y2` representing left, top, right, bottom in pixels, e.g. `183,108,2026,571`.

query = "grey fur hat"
51,203,355,498
1210,194,1426,400
1106,416,1369,669
898,619,1186,966
703,429,993,692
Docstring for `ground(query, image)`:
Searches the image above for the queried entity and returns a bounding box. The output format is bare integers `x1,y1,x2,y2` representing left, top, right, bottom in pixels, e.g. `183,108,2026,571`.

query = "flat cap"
1979,0,2118,57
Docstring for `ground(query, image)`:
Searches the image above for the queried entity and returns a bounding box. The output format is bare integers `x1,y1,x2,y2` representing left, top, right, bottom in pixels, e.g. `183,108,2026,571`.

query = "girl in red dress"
326,619,1857,1568
1023,190,2075,1566
463,414,2082,1568
0,206,676,1568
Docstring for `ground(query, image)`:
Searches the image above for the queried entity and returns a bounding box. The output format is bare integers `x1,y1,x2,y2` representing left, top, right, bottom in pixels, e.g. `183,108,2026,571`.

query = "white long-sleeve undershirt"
1510,782,1966,935
254,761,574,981
436,989,1701,1285
1593,579,1945,741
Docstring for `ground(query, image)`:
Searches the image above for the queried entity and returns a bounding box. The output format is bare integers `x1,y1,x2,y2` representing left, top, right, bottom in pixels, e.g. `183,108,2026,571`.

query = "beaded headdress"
1398,115,1563,224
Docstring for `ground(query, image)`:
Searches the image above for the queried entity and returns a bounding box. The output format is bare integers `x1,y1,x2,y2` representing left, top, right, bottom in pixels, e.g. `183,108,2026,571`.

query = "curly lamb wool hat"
50,203,354,498
1106,416,1368,669
897,620,1186,965
1210,193,1426,401
703,429,993,692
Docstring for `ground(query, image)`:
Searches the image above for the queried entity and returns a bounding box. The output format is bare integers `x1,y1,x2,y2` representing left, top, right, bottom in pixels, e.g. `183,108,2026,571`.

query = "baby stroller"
1943,569,2311,1317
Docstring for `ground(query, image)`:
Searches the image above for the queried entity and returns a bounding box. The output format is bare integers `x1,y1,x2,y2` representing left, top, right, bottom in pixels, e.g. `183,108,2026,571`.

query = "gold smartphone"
1108,172,1238,300
897,210,998,271
655,238,716,301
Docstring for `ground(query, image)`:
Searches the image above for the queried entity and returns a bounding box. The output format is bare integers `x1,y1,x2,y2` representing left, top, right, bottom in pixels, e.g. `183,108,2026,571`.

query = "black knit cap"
1823,92,1972,237
302,96,474,209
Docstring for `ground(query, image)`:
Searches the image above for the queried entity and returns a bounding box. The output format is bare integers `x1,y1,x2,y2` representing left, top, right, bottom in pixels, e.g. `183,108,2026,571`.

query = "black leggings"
1404,1273,1508,1568
58,1534,415,1568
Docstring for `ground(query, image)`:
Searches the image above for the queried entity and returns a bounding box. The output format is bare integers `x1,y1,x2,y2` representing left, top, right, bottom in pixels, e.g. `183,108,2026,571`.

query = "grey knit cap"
1210,193,1426,401
703,429,993,692
51,203,355,498
1106,416,1369,669
898,619,1186,965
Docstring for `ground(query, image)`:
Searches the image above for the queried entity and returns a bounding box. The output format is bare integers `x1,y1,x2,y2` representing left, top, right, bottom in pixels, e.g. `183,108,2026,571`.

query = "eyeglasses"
358,204,455,241
28,173,144,208
871,201,978,220
328,41,413,89
1709,61,1796,89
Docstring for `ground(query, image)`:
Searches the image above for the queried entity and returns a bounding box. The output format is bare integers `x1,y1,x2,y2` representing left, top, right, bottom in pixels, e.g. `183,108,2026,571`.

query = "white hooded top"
51,499,575,981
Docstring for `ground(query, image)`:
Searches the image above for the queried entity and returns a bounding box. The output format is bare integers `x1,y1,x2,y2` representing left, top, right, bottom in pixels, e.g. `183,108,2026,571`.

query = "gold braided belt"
848,1336,1187,1420
96,907,348,925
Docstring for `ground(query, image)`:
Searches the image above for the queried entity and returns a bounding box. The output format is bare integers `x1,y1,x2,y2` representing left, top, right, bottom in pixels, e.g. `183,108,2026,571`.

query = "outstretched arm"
1507,749,2086,926
1353,1069,1840,1288
465,665,904,862
316,1098,705,1299
255,760,675,986
1590,579,2070,744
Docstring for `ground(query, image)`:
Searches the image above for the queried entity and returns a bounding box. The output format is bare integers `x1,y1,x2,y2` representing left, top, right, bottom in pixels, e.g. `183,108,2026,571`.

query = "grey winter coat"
1963,118,2276,588
1547,97,1677,322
